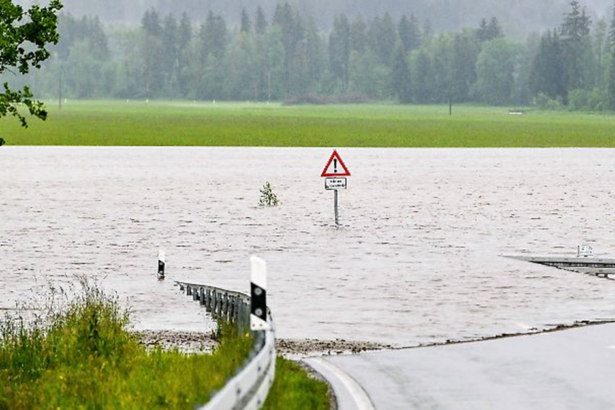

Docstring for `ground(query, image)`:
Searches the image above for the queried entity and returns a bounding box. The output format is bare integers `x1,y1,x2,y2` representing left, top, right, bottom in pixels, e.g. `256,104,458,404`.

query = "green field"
3,100,615,147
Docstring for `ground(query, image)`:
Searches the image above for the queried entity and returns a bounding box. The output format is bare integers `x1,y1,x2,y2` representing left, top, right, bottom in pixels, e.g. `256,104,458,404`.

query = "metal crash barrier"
175,257,275,410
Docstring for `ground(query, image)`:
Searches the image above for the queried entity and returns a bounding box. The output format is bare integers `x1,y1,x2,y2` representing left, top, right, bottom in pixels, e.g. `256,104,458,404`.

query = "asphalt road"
306,323,615,410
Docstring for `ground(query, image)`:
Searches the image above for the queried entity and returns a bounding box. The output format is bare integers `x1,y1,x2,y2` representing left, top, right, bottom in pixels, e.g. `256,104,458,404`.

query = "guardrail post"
199,287,205,306
250,256,269,331
157,250,165,280
211,290,217,315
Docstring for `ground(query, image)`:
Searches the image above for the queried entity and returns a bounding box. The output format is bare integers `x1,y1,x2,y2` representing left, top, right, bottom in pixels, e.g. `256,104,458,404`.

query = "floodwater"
2,147,615,347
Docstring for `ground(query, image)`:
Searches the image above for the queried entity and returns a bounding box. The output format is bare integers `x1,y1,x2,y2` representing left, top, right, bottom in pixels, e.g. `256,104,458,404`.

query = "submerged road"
306,323,615,410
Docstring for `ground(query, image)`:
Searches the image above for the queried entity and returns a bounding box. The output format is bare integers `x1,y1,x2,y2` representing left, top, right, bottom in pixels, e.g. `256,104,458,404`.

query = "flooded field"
2,147,615,347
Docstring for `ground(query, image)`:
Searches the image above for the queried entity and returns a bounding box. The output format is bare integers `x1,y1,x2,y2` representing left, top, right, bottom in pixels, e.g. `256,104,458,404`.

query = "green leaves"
1,82,48,127
0,0,62,74
0,0,62,129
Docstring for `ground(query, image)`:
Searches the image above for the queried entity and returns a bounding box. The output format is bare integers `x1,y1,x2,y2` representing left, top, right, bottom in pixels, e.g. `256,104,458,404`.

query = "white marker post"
157,250,165,280
250,256,269,331
321,150,351,226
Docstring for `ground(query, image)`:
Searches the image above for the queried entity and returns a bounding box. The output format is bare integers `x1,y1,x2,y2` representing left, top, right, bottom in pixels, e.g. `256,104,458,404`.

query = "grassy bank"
3,100,615,147
264,358,331,410
0,285,329,409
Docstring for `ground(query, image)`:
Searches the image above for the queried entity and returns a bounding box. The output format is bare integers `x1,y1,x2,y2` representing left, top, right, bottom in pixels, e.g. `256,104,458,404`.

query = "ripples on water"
2,147,615,346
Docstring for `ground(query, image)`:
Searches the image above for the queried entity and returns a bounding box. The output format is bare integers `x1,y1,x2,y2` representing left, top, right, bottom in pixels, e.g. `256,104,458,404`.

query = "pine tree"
560,0,593,93
529,30,567,101
178,13,192,52
200,11,228,61
161,14,179,96
391,44,411,103
422,19,433,42
140,9,164,97
240,8,251,34
177,13,192,97
350,16,367,53
305,19,325,87
477,17,503,42
272,3,304,95
368,14,397,66
255,6,267,35
477,18,489,42
450,32,479,103
409,48,435,103
398,14,421,53
88,17,110,61
487,17,503,40
329,14,351,90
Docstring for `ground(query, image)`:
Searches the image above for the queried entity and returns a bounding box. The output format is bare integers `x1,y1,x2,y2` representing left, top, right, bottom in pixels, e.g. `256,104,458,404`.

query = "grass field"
2,100,615,147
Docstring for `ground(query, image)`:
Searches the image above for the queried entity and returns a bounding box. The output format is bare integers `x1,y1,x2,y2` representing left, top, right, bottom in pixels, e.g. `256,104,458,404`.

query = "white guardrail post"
176,256,276,410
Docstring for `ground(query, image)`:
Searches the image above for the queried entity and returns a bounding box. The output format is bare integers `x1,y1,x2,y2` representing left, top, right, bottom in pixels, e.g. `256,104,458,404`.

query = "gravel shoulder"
133,330,391,357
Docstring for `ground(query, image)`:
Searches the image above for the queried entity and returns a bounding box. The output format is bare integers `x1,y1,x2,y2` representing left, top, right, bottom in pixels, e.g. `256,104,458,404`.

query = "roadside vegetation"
0,283,329,409
3,101,615,147
264,358,331,410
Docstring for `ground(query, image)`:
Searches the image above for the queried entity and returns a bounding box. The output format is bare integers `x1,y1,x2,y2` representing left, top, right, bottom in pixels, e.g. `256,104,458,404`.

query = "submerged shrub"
259,182,279,207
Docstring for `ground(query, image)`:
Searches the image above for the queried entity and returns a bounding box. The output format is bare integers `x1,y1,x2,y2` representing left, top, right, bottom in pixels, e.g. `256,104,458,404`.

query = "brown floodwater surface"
2,147,615,346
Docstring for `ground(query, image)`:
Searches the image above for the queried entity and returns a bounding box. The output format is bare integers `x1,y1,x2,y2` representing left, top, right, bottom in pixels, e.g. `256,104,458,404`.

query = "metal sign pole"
322,150,350,227
334,189,339,226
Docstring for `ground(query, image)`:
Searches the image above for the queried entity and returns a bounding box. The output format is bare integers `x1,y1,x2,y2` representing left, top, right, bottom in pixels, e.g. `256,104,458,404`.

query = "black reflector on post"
250,256,269,331
157,250,165,280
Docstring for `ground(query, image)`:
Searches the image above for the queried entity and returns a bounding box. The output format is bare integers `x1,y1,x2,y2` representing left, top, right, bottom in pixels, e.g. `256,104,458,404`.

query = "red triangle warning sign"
321,150,351,177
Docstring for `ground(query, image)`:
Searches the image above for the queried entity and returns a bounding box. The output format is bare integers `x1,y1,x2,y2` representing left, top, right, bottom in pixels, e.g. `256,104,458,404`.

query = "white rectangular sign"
578,245,594,258
325,178,347,190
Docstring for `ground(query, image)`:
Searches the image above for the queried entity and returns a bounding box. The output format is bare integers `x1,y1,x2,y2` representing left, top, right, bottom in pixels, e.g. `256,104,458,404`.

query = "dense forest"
20,0,614,35
5,0,615,111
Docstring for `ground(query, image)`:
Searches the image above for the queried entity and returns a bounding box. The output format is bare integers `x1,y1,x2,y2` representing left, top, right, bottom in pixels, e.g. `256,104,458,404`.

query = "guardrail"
175,277,276,410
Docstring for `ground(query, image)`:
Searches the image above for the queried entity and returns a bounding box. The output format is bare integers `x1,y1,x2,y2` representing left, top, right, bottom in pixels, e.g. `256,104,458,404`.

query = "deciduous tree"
0,0,62,133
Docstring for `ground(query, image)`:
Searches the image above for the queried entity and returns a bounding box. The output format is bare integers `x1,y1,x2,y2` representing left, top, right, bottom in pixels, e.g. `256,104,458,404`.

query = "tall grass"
0,282,331,409
0,282,252,409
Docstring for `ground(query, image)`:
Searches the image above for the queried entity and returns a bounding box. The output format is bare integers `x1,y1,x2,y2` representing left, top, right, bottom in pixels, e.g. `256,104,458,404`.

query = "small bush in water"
259,182,279,207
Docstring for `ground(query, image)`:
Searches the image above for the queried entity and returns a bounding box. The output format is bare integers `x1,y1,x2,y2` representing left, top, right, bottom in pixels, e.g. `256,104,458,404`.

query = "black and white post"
250,256,269,331
157,249,165,280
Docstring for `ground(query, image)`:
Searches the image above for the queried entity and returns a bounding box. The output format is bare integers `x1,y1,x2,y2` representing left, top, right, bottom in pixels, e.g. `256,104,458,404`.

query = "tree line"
51,0,610,37
5,0,615,111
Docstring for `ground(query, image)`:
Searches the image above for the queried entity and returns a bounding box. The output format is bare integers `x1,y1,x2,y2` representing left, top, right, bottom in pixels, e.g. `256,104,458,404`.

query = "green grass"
3,100,615,147
0,284,329,409
264,358,331,410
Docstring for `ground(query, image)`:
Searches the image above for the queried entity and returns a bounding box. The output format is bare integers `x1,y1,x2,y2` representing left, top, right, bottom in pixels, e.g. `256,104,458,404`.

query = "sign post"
321,150,351,226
